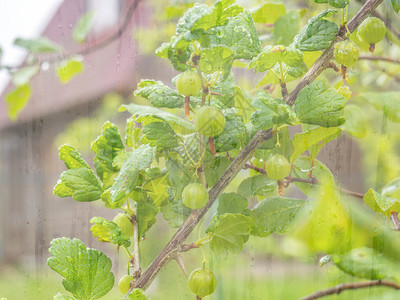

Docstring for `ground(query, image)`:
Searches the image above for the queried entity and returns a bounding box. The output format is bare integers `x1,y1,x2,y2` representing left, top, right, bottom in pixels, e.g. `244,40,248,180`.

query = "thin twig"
299,280,400,300
339,188,364,199
243,162,266,174
289,177,364,199
3,0,141,70
359,55,400,64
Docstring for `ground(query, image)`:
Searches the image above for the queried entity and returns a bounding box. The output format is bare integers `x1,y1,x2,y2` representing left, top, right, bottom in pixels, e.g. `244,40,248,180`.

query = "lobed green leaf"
90,217,131,247
47,238,114,300
251,197,307,237
294,80,346,127
134,80,184,109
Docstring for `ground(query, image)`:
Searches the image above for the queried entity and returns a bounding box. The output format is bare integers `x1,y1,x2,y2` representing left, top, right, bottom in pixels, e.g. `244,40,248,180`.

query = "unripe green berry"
118,275,133,294
182,183,209,209
357,17,386,45
334,40,359,68
113,213,134,237
188,268,217,298
195,106,226,137
176,70,202,97
266,154,290,181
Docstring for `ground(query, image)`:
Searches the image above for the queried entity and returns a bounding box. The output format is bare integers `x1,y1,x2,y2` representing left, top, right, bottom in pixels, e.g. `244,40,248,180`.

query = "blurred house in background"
0,0,176,266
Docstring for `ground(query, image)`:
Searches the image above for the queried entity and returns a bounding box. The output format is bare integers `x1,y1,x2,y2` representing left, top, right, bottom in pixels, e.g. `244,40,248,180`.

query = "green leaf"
12,65,39,86
341,104,367,138
251,197,307,237
292,157,335,196
290,126,341,163
178,0,243,34
392,0,400,13
137,200,159,239
73,11,95,43
359,92,400,123
292,10,339,51
251,3,286,24
209,213,252,256
383,93,400,123
328,0,348,8
142,121,180,150
248,45,305,73
156,35,191,72
211,10,261,60
54,168,103,202
47,238,114,300
217,192,248,215
204,155,231,187
110,144,155,204
294,80,346,127
54,292,74,300
160,190,191,228
14,37,62,53
234,87,256,124
332,247,392,280
274,11,300,46
90,217,131,247
214,113,247,152
56,58,84,84
143,174,170,207
120,103,195,134
237,175,277,198
91,122,124,186
363,188,400,217
58,144,91,169
250,91,297,130
382,177,400,198
100,189,129,209
128,289,147,300
5,84,32,120
199,46,234,77
165,158,193,190
134,80,184,109
125,117,141,149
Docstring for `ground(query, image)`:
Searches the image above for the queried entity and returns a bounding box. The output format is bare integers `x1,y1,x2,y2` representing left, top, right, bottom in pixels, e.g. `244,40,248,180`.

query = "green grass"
2,259,399,300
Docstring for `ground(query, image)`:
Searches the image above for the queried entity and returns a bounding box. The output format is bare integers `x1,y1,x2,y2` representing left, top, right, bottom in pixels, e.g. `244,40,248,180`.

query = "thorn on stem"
175,254,188,277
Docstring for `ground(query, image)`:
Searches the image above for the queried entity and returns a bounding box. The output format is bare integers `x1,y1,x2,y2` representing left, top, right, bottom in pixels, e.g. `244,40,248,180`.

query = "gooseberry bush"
48,0,400,299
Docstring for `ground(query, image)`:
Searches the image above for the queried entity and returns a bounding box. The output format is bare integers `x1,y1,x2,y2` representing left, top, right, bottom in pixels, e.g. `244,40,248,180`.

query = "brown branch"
289,177,364,199
299,280,400,300
243,162,266,174
5,0,141,70
130,129,273,291
124,0,384,294
284,0,384,106
339,188,364,199
359,55,400,64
